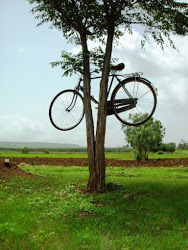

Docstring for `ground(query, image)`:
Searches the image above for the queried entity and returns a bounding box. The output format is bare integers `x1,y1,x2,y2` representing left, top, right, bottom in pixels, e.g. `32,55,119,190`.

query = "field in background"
1,149,188,160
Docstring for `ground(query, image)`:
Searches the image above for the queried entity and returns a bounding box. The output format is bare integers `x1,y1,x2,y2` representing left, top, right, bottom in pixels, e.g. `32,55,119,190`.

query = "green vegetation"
1,149,188,160
157,142,176,153
41,148,50,154
122,115,165,161
0,152,89,159
0,147,88,153
21,147,29,154
178,140,188,150
0,147,131,153
0,166,187,249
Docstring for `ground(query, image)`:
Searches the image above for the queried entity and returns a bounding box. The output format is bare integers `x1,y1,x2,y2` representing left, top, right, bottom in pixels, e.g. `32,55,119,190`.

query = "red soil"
1,157,188,178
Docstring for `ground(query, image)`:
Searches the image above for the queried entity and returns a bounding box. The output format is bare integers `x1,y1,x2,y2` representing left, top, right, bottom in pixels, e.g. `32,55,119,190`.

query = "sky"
0,0,188,147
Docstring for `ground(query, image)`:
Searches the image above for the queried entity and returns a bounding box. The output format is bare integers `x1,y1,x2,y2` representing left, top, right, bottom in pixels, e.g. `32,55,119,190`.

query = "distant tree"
122,114,165,161
21,147,29,154
28,0,188,191
160,142,176,153
177,139,188,150
41,148,50,154
152,142,176,153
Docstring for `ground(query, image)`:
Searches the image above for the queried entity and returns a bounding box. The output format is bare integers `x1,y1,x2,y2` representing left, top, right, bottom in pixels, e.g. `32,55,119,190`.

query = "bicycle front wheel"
111,77,157,126
49,90,84,131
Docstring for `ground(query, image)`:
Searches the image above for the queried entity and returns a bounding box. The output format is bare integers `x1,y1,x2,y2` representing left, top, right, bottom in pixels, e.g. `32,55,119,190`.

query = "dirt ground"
0,160,35,178
1,156,188,179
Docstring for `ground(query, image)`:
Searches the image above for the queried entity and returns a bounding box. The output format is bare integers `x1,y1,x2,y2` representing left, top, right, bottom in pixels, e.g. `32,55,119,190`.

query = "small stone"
107,182,115,191
123,193,134,200
115,183,122,189
107,182,123,191
4,159,10,168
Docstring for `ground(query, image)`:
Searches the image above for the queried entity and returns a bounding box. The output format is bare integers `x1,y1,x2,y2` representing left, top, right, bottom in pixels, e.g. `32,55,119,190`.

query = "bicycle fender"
137,77,158,96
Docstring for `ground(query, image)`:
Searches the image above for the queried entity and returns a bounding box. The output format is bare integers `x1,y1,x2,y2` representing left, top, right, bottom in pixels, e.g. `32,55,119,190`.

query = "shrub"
21,147,29,154
160,143,176,153
158,151,164,155
41,148,50,154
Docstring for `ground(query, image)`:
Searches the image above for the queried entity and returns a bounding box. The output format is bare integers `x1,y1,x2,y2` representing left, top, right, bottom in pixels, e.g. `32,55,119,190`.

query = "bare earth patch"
0,160,35,179
0,157,188,178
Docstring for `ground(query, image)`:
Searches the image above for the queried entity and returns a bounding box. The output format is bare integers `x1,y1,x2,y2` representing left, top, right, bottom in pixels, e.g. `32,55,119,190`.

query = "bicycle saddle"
111,63,125,71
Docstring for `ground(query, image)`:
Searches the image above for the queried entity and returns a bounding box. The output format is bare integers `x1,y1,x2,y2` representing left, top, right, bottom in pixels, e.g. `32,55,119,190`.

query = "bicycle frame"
75,72,142,101
74,72,141,115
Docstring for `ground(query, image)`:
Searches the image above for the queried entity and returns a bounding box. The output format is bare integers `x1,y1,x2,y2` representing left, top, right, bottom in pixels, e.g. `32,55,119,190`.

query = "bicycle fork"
66,93,78,112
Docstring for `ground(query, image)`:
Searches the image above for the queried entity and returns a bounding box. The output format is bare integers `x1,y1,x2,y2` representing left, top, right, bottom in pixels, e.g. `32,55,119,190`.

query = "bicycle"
49,63,157,131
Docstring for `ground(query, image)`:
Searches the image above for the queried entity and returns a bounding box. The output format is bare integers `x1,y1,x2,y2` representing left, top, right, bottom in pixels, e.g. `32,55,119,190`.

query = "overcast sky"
1,0,188,147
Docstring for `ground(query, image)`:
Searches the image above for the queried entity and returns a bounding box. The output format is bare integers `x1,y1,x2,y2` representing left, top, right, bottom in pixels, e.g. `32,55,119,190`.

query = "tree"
28,0,188,191
41,148,50,154
21,147,29,154
177,139,188,150
122,114,165,161
160,142,176,153
152,142,176,153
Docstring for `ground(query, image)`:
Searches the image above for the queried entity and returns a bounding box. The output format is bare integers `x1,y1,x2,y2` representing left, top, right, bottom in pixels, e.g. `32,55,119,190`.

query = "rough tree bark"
87,28,114,191
80,32,97,191
80,27,114,191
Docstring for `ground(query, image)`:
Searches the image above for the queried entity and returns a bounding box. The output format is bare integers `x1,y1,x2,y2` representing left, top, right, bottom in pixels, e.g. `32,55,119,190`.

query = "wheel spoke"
112,78,156,126
49,90,84,131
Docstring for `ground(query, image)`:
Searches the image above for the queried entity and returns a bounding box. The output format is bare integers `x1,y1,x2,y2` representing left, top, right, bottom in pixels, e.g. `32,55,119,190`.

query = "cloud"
113,31,188,79
0,115,47,142
111,31,188,144
66,31,188,145
0,114,88,146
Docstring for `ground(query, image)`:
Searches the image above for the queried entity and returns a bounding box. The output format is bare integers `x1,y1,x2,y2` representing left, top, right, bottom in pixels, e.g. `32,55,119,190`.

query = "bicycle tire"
111,77,157,126
49,90,84,131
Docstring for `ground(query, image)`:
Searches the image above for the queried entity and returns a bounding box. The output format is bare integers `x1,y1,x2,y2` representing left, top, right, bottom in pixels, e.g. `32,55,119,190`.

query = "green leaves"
51,47,118,76
122,114,165,161
28,0,188,77
51,51,84,76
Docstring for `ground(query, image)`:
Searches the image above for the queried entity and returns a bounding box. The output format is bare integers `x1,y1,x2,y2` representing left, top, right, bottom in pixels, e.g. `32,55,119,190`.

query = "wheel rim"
113,79,156,126
49,91,84,131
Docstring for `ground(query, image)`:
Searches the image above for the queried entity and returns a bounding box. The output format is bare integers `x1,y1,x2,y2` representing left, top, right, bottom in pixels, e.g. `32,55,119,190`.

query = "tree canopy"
29,0,188,46
29,0,188,75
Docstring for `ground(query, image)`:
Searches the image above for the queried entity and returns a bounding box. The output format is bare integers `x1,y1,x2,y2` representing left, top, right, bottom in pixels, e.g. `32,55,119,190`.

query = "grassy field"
1,149,188,160
0,165,188,249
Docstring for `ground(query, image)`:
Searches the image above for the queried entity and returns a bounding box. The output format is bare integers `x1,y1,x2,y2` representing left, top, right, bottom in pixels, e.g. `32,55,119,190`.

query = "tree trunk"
81,27,114,191
80,33,97,190
93,29,114,191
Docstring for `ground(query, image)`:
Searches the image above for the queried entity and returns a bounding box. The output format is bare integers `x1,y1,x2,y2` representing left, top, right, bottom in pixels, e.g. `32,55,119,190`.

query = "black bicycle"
49,63,157,131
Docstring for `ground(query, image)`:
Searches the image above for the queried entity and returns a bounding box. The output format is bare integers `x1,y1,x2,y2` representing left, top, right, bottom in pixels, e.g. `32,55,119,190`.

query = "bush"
177,140,188,150
160,143,176,153
21,147,29,154
41,148,50,154
158,151,164,155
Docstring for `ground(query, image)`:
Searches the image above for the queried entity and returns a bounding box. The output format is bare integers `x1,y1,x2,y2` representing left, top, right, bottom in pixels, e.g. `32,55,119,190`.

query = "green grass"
1,149,188,160
0,165,188,249
0,152,88,158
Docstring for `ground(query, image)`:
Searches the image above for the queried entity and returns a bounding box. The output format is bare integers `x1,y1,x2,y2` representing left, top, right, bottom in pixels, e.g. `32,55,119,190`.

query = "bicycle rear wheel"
111,77,157,126
49,90,84,131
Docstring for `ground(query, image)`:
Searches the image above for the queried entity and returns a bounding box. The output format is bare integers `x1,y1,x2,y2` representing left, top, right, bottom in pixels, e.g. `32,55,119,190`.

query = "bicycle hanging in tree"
49,63,157,131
